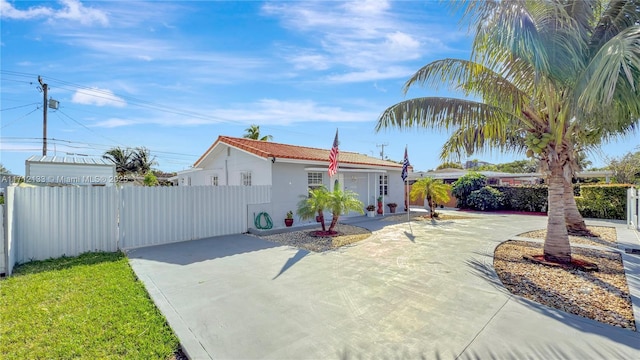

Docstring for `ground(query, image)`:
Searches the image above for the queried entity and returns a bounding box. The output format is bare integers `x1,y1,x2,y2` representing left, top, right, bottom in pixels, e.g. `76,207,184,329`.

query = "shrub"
467,186,504,211
492,185,548,212
575,184,631,220
451,172,487,208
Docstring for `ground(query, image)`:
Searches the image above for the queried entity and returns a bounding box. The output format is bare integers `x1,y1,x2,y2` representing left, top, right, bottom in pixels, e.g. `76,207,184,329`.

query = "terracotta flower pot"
285,218,294,227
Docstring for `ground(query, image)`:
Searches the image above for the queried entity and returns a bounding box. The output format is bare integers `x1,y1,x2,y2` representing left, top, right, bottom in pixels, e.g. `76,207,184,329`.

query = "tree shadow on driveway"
272,249,309,280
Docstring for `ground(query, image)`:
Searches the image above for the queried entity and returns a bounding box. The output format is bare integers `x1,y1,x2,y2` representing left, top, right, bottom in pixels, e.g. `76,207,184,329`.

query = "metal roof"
26,155,115,166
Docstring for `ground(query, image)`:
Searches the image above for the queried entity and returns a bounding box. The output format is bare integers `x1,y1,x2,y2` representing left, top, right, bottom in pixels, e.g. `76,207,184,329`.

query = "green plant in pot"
285,210,294,227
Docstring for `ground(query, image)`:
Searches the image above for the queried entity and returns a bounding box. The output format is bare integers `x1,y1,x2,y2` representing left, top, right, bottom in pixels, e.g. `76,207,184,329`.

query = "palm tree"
376,0,640,263
104,147,157,176
243,124,273,141
325,188,365,233
130,147,157,174
410,177,451,218
103,147,133,175
296,186,331,232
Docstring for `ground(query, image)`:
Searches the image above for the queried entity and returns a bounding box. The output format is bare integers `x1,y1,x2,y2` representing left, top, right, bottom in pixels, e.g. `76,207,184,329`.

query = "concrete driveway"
128,212,640,359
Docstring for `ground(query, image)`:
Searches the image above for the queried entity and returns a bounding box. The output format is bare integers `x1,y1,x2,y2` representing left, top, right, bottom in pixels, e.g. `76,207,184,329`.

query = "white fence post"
628,187,639,231
1,204,5,275
5,186,16,275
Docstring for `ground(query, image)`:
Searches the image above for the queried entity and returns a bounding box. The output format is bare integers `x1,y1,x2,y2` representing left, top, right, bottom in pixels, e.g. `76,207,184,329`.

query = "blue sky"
1,0,637,175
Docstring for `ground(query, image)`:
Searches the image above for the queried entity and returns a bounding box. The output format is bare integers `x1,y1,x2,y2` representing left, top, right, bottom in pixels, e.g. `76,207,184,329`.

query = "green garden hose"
254,212,273,230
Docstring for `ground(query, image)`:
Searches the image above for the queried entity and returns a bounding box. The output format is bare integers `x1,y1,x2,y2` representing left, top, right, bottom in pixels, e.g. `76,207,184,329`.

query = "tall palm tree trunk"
544,161,572,263
564,179,592,236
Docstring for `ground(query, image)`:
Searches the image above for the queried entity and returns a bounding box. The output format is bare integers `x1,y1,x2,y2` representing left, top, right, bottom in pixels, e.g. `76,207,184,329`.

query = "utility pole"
376,143,389,160
38,76,48,156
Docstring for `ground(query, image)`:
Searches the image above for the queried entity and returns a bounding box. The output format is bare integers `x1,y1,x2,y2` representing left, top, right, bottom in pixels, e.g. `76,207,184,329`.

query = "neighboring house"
175,136,407,225
25,156,117,187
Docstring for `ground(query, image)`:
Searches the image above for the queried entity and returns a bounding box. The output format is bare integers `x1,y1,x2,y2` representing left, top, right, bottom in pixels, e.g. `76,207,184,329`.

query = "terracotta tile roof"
194,135,403,169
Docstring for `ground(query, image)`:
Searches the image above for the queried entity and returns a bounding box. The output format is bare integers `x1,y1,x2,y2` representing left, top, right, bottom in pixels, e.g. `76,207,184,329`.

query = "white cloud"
92,118,135,128
0,0,109,26
71,88,126,107
262,0,434,83
90,99,378,128
287,52,330,71
210,99,378,125
326,67,414,83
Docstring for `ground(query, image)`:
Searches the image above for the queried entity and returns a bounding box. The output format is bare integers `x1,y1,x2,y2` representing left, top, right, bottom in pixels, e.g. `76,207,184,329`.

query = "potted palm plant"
366,204,376,217
285,210,294,227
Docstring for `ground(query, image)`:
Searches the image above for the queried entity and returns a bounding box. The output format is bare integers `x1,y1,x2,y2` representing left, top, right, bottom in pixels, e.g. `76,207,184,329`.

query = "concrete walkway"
128,211,640,359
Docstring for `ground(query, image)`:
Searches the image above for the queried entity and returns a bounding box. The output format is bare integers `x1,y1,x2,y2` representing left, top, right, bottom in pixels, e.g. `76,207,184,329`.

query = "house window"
379,175,388,196
210,175,219,186
308,172,323,192
241,172,252,186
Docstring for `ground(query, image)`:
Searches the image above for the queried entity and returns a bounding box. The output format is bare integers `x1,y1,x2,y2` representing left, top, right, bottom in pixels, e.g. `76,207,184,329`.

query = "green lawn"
0,252,180,359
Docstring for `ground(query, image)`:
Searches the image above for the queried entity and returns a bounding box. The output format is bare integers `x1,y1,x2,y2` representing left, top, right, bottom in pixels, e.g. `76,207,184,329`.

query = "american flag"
401,146,410,181
328,129,339,177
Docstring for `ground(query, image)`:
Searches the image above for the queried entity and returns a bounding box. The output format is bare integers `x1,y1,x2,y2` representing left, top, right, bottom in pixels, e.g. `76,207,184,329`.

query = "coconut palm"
376,0,640,263
296,186,331,232
103,147,133,175
104,147,157,176
325,187,364,233
130,147,157,174
410,177,451,218
243,124,273,141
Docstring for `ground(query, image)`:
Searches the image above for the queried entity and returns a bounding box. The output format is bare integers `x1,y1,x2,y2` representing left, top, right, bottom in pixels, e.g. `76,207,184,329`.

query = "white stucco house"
174,136,409,227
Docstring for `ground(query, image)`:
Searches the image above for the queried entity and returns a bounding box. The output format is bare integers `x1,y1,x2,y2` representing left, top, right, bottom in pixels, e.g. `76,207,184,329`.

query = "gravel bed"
258,224,372,252
495,228,635,331
518,226,617,248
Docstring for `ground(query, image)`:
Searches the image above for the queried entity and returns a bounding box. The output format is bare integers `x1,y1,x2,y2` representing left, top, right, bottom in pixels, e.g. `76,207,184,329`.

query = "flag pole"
401,144,410,224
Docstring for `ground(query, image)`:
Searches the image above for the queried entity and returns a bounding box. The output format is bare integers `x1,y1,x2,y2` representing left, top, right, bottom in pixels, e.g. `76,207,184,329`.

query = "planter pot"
388,206,397,213
285,218,294,227
367,211,376,218
377,202,383,215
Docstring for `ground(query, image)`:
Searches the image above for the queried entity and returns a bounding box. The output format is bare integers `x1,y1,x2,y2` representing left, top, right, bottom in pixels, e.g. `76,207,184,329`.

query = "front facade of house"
175,136,407,227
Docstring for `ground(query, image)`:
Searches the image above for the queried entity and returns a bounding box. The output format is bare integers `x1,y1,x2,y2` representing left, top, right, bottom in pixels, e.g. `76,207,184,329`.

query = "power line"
1,106,40,129
1,102,40,112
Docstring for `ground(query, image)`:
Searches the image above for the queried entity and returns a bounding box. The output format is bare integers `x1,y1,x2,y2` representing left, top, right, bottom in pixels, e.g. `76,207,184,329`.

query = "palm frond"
589,0,640,55
402,59,532,116
375,97,522,134
577,26,640,113
439,123,528,161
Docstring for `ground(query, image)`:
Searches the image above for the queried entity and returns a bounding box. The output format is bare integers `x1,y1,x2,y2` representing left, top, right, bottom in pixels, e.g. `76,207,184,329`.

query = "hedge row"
452,174,633,220
495,184,631,220
574,185,631,220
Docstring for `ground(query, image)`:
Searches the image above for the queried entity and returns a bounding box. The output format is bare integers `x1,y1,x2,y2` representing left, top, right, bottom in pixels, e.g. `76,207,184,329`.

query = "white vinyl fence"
1,205,5,276
628,187,640,231
3,185,271,275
